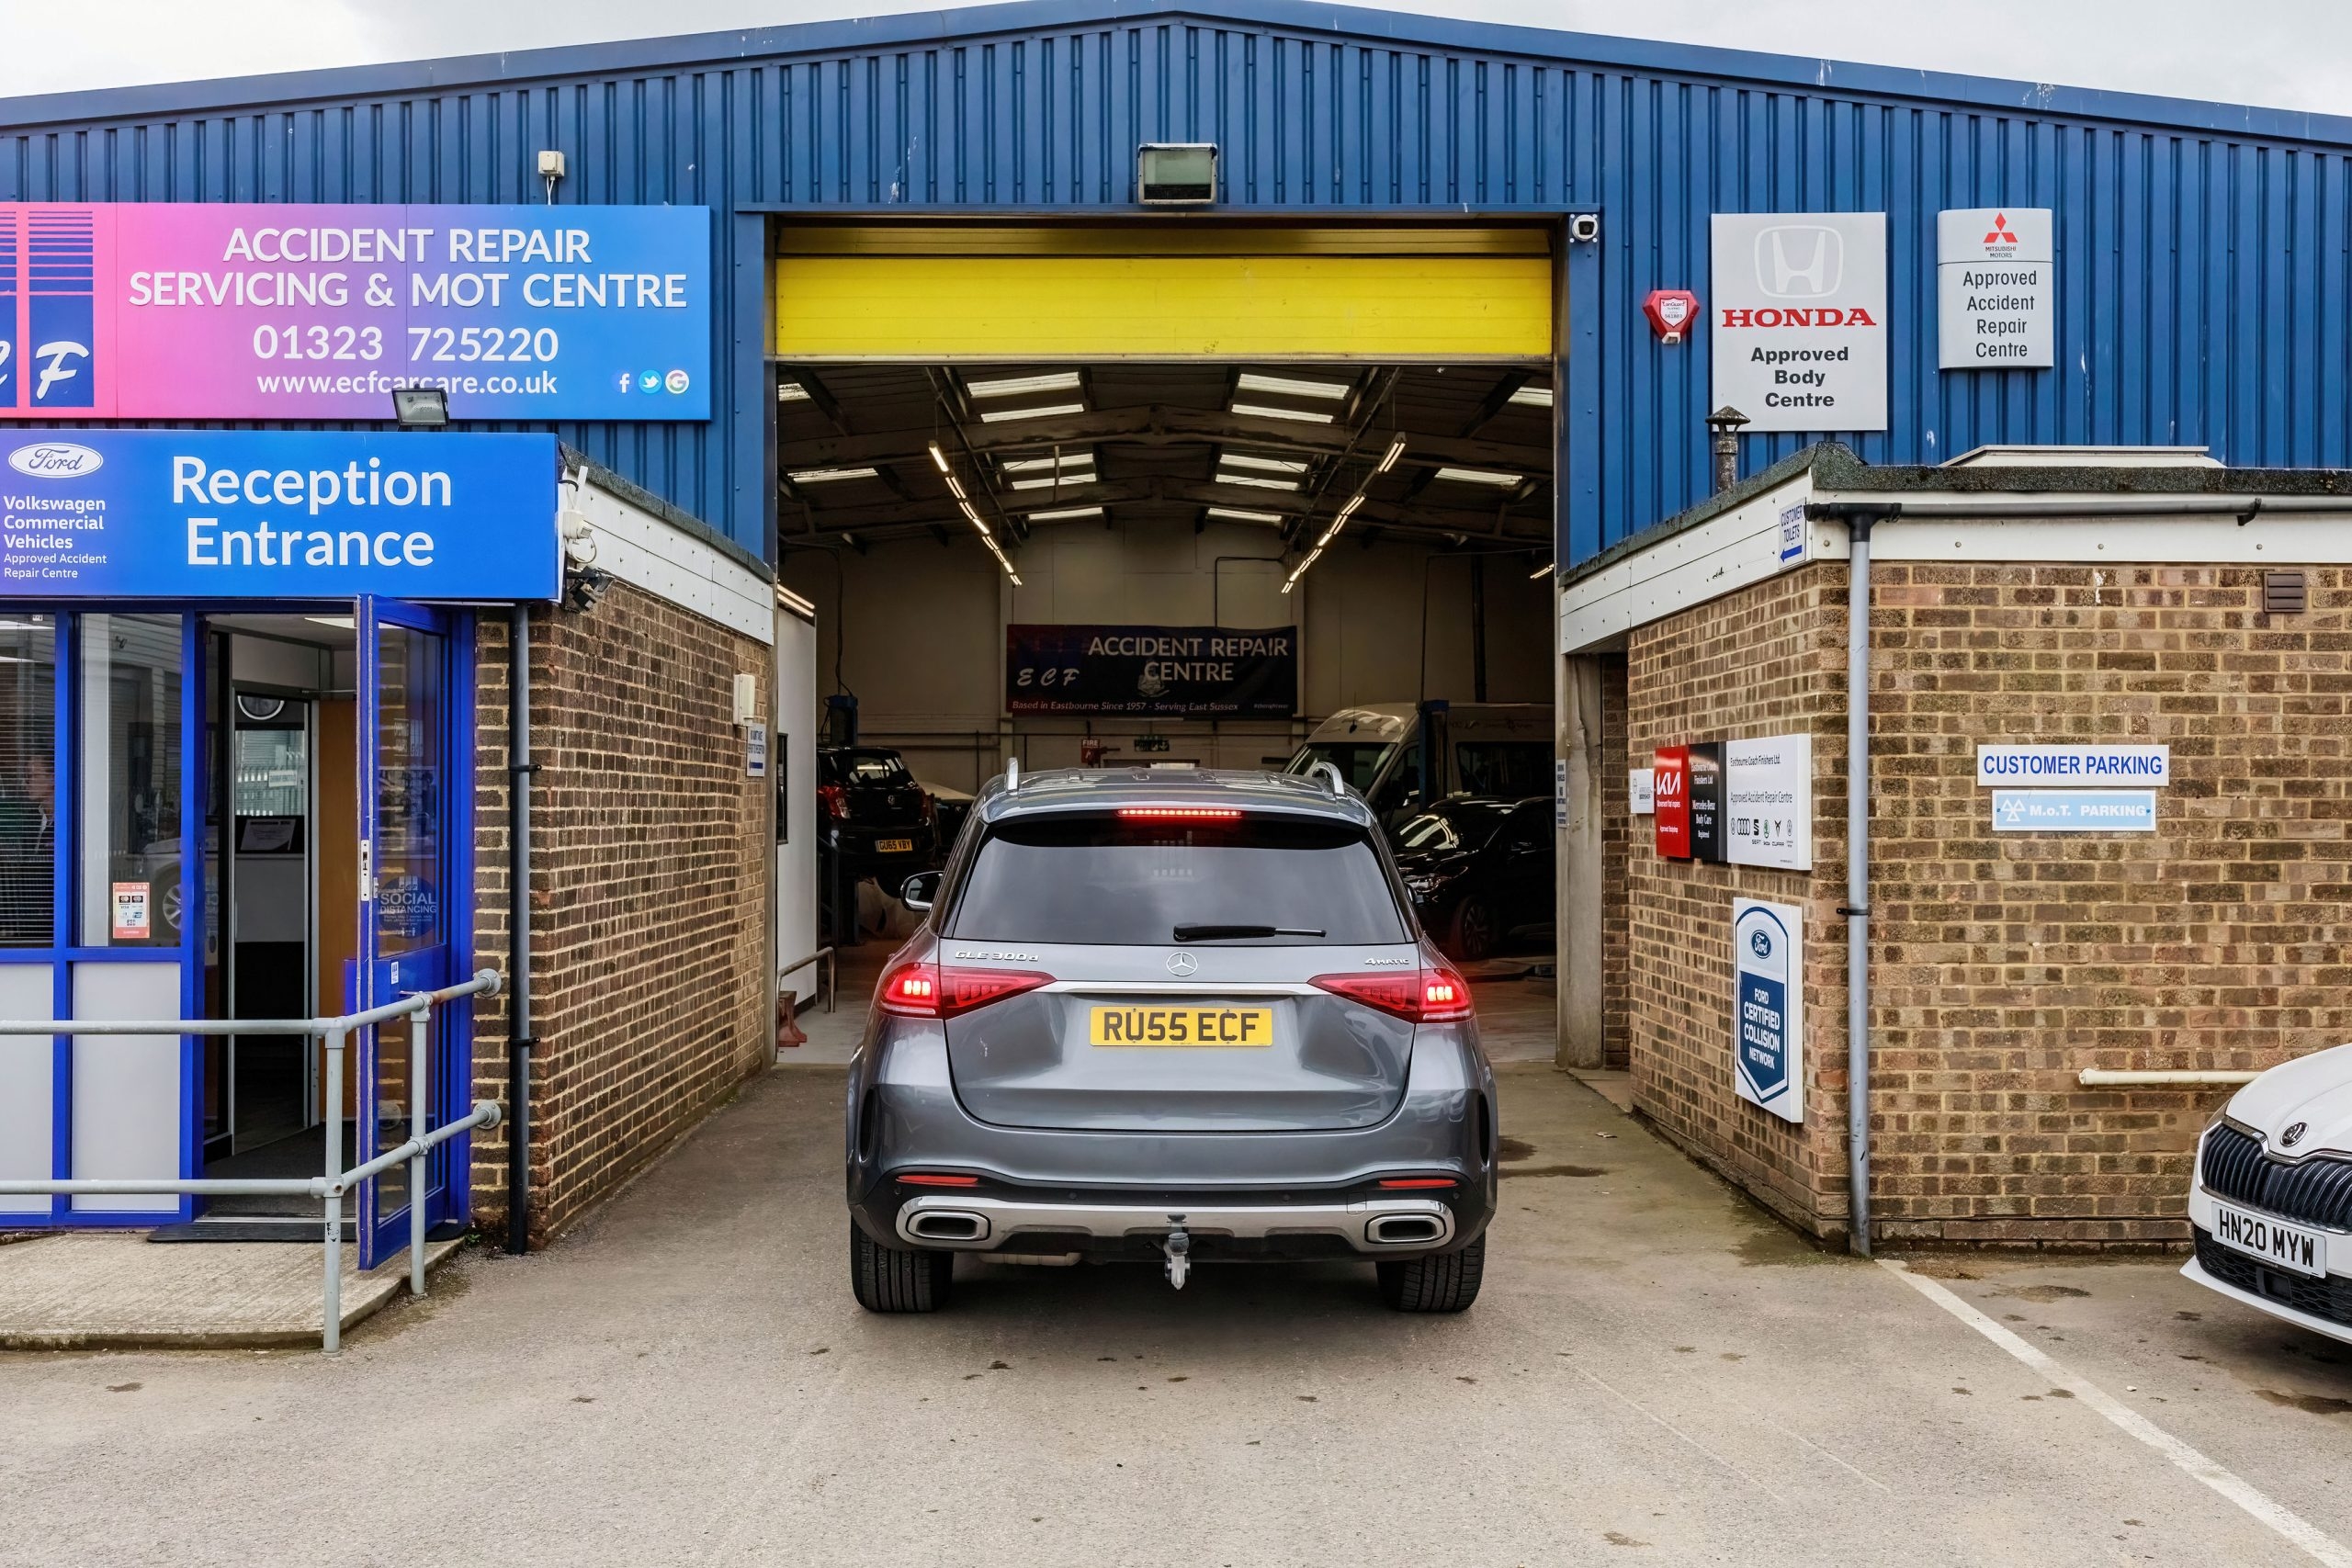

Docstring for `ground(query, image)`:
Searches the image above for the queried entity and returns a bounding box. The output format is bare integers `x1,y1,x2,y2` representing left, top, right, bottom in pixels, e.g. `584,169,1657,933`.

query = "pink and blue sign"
0,204,708,422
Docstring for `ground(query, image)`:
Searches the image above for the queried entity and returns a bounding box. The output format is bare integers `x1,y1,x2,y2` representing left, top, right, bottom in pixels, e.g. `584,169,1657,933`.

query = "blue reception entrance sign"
1732,897,1804,1124
2,430,559,599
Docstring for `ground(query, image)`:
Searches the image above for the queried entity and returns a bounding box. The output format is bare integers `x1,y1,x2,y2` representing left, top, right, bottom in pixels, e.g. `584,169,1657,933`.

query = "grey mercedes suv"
843,765,1498,1314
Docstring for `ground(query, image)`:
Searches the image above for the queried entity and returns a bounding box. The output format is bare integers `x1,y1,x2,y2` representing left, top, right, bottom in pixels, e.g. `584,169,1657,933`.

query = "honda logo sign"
1710,211,1888,434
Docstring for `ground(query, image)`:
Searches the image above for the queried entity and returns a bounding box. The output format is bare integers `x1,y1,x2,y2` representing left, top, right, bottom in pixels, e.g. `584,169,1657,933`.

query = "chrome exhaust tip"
1365,1213,1447,1245
907,1209,989,1242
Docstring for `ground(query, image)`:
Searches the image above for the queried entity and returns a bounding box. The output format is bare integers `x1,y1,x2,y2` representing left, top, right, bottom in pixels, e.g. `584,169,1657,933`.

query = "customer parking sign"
1732,898,1804,1123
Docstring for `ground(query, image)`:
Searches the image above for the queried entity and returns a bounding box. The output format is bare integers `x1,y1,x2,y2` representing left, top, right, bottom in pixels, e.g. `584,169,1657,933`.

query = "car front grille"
2199,1121,2352,1230
2194,1228,2352,1328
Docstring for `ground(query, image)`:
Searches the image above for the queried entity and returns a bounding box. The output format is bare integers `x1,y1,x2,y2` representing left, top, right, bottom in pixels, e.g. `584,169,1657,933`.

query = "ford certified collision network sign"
0,204,709,421
4,431,560,599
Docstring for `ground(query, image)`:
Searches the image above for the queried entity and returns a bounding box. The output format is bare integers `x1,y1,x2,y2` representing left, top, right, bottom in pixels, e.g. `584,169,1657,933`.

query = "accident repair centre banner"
0,204,709,421
1007,624,1297,716
4,430,560,600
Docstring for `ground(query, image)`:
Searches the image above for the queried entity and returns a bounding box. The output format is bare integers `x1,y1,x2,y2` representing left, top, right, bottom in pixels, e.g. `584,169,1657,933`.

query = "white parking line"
1881,1258,2352,1568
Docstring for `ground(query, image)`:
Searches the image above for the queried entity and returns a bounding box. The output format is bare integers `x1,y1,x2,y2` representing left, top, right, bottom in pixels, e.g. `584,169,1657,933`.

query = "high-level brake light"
1116,807,1243,821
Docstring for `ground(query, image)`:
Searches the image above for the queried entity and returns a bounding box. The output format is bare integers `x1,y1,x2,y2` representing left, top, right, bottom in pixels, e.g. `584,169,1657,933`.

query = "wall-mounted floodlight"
1138,143,1217,205
391,387,448,427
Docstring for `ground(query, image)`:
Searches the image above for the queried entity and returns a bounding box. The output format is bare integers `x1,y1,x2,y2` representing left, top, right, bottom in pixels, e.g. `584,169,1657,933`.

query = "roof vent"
1137,143,1217,205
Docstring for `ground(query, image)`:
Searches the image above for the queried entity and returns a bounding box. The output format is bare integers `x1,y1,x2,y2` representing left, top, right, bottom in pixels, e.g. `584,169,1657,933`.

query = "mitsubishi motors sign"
1709,212,1887,433
1938,208,2053,368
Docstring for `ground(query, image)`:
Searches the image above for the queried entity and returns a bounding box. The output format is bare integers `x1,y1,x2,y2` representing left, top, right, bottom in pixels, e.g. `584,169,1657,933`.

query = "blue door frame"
0,599,476,1235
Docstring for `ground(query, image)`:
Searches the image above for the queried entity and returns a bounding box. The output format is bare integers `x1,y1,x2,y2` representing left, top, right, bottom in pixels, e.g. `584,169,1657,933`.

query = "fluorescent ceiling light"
978,401,1087,423
1219,454,1307,473
777,382,810,401
787,466,877,483
1235,372,1348,400
1204,506,1284,523
927,442,950,472
0,618,48,631
1215,472,1300,491
1000,453,1091,473
1529,560,1555,579
1230,401,1333,424
1377,436,1407,473
1433,466,1522,486
1012,469,1095,490
1028,504,1104,521
944,475,967,500
1510,386,1555,408
967,370,1081,398
304,615,357,629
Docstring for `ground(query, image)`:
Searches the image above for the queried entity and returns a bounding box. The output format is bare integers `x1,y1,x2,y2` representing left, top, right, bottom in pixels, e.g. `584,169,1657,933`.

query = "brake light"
897,1173,980,1188
879,959,938,1015
1116,807,1242,820
1309,964,1474,1023
1377,1177,1458,1190
819,783,848,820
877,958,1052,1019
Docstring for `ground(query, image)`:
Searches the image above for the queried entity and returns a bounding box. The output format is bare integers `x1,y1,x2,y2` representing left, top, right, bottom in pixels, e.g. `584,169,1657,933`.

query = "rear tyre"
850,1222,955,1313
1448,897,1498,962
1377,1233,1486,1313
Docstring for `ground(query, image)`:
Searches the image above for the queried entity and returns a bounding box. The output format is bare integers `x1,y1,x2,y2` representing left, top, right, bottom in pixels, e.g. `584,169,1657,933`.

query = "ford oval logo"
7,441,103,479
1165,952,1198,977
2281,1122,2308,1149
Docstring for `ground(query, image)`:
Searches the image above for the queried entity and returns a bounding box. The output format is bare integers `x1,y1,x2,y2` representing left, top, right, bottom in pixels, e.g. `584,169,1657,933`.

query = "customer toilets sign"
1732,897,1804,1123
2,430,559,598
1938,209,2053,369
1710,212,1887,433
0,204,710,421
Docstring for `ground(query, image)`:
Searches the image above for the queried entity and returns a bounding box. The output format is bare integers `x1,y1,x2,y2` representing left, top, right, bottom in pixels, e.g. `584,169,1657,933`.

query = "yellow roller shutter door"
773,225,1554,362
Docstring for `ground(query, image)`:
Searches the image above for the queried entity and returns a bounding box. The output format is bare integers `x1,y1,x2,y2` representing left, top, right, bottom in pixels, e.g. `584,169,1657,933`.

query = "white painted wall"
780,522,1551,792
774,600,820,980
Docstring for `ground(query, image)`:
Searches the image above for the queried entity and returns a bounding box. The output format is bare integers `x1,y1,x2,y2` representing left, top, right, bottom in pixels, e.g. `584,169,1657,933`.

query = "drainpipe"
505,604,537,1255
1809,502,1897,1258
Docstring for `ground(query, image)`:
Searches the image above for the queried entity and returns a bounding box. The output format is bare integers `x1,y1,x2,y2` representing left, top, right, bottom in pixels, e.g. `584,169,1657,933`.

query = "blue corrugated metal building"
5,0,2351,565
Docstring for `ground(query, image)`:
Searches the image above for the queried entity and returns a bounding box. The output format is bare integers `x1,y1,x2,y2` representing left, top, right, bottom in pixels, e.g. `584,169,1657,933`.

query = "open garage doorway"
769,219,1566,1057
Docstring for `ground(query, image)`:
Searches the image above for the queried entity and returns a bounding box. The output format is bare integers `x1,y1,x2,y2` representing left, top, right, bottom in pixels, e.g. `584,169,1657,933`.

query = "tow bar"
1162,1219,1191,1290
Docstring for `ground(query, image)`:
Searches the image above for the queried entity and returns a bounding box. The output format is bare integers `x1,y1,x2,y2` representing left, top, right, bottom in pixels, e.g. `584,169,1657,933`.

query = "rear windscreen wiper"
1171,923,1326,942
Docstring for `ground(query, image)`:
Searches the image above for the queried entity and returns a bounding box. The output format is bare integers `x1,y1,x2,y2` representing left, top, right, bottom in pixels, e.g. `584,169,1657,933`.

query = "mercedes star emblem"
1166,952,1199,977
2281,1122,2308,1149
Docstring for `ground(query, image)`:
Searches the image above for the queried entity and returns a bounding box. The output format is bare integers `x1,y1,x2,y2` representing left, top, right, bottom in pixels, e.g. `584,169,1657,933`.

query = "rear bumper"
895,1192,1454,1253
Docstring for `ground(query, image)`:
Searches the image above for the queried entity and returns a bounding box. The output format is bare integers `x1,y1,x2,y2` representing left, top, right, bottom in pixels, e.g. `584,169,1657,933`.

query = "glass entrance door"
355,597,454,1268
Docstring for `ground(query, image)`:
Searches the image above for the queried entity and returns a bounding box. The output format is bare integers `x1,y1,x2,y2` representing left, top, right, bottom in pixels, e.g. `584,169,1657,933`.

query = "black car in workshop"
818,746,938,897
1391,795,1555,962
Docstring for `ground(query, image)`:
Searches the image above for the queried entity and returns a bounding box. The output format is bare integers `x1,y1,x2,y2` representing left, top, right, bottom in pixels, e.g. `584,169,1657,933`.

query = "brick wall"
1617,558,2352,1250
1624,565,1851,1241
468,581,771,1246
1600,655,1632,1069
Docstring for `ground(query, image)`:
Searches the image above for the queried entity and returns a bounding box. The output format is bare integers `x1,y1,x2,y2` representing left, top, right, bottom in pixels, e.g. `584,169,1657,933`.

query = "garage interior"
773,357,1558,787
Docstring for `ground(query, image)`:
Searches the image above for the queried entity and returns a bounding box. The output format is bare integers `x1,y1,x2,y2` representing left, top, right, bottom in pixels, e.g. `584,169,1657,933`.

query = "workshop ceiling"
775,362,1555,552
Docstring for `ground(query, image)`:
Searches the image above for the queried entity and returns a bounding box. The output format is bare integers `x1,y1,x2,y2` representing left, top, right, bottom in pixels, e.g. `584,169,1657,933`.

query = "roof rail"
1005,757,1021,793
1307,760,1347,796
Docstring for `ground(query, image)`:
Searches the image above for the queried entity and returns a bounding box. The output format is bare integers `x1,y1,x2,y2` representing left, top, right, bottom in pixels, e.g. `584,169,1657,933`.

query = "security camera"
1566,212,1601,243
561,563,611,615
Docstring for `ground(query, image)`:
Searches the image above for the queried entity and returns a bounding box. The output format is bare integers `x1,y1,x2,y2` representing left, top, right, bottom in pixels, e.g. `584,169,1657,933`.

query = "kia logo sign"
7,442,104,478
1756,224,1844,298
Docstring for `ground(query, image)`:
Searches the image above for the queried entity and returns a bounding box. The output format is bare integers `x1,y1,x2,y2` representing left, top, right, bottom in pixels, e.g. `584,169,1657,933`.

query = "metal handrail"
778,946,836,1014
0,967,503,1353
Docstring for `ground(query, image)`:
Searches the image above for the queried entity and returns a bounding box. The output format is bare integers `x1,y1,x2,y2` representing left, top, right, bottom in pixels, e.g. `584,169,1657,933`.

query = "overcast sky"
0,0,2345,118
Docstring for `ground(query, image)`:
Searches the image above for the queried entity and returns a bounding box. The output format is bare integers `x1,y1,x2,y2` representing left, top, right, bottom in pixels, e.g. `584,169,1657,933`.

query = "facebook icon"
27,209,95,409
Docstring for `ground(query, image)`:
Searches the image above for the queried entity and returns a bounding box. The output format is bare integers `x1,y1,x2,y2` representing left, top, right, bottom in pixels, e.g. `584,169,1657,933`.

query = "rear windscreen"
826,750,910,785
946,812,1408,946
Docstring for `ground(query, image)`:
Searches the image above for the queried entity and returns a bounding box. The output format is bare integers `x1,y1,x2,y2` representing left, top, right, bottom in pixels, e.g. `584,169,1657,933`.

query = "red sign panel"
1653,746,1691,859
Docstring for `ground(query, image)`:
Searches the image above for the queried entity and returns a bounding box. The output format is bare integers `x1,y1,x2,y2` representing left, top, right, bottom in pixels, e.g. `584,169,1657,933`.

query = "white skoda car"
2185,1045,2352,1344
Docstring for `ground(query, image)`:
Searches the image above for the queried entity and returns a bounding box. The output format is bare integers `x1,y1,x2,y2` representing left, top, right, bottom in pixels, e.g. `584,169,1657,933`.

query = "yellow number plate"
876,838,914,853
1090,1004,1275,1049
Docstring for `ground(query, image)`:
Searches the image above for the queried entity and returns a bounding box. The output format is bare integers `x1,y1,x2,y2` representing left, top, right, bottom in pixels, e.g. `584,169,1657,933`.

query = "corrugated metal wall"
5,1,2349,563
